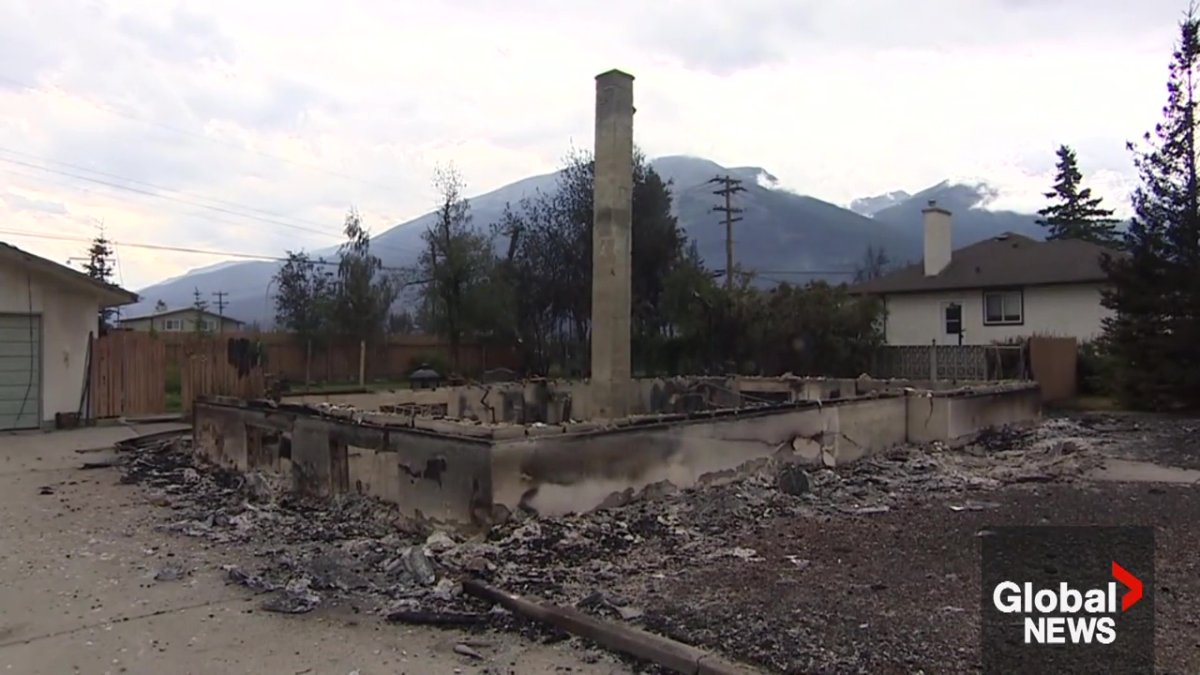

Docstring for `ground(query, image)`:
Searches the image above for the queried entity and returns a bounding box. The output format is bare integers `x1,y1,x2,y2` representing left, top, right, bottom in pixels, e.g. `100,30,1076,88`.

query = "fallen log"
462,579,758,675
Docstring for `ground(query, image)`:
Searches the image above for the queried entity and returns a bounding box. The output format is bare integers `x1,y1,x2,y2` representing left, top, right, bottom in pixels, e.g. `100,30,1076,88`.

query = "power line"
0,228,412,272
0,154,339,238
0,145,342,233
0,72,403,193
212,290,229,320
2,227,858,285
709,175,746,290
0,156,419,255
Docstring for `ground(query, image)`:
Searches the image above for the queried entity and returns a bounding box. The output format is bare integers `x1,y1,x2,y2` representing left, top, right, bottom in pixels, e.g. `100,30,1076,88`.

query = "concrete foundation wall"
491,395,911,516
281,375,958,423
197,381,1041,524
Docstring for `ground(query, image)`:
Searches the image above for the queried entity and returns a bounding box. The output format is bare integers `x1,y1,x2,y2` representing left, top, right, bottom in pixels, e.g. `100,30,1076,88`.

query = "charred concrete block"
392,434,493,525
361,412,412,428
291,416,336,497
490,425,528,441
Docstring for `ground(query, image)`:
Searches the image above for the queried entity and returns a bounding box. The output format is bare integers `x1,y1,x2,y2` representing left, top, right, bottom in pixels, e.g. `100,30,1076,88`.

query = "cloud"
1,191,68,215
0,0,1187,290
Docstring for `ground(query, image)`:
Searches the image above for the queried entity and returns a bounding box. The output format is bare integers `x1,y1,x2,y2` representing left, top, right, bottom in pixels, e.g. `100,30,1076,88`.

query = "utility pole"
709,175,745,289
212,291,228,333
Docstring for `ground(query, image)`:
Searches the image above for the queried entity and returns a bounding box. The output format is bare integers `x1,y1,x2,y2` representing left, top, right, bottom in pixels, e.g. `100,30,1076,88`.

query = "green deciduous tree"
1101,12,1200,409
333,208,398,344
1037,144,1122,246
417,166,502,372
494,149,695,375
274,251,334,342
274,251,336,384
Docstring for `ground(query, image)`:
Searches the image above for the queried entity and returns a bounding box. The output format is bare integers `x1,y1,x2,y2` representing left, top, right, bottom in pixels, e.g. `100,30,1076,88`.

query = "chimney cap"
922,200,952,215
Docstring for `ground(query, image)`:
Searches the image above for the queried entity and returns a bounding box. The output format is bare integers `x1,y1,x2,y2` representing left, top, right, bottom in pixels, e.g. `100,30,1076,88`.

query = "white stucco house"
849,203,1120,346
0,242,138,430
118,307,244,333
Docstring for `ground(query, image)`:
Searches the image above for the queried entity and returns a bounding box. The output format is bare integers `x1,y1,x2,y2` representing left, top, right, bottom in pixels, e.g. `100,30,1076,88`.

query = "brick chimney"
923,200,952,276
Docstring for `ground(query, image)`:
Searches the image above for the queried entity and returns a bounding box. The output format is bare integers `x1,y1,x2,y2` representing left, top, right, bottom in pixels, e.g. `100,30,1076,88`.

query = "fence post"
305,339,312,388
929,339,938,382
359,339,366,388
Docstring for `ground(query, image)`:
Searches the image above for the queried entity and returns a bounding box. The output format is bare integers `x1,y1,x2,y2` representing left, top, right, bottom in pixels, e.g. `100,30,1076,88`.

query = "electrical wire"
0,145,344,232
0,161,420,256
0,155,343,238
1,227,861,283
0,228,412,272
0,72,404,192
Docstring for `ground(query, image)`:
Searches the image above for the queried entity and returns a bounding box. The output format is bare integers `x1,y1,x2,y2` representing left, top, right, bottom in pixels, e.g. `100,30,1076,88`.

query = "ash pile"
115,419,1101,662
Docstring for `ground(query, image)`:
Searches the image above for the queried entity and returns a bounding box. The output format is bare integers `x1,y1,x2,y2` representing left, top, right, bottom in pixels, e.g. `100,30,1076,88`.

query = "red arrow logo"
1112,561,1143,611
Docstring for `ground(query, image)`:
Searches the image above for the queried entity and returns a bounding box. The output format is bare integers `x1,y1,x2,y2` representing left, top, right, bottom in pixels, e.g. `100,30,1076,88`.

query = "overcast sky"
0,0,1187,289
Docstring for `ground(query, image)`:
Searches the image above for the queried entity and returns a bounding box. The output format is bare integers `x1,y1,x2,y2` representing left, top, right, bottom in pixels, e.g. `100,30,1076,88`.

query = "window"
163,318,182,331
200,319,215,332
983,289,1023,325
943,302,962,336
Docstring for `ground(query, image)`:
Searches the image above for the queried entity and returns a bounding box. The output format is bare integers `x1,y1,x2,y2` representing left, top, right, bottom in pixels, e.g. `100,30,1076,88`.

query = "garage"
0,314,41,431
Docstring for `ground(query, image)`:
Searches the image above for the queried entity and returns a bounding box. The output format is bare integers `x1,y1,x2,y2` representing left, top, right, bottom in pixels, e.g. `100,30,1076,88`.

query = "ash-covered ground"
117,413,1200,674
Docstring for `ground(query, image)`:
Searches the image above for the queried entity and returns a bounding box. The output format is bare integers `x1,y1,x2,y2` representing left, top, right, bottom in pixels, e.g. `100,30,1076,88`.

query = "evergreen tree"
1101,12,1200,409
1036,145,1121,246
84,233,116,328
191,287,211,335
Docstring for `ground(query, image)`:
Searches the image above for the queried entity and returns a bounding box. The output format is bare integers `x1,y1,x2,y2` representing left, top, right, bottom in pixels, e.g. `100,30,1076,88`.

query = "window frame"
162,318,183,331
942,301,963,336
982,288,1024,326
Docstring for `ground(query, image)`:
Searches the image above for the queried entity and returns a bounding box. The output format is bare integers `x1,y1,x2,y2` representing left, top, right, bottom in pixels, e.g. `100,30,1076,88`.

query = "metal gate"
0,314,41,430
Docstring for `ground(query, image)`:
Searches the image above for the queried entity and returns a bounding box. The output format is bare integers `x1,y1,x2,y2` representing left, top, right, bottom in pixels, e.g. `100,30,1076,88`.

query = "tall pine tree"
1101,11,1200,409
1036,145,1121,245
84,232,116,329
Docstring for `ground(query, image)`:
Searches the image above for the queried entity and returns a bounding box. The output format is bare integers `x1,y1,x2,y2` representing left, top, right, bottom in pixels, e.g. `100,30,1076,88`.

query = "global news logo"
991,561,1144,645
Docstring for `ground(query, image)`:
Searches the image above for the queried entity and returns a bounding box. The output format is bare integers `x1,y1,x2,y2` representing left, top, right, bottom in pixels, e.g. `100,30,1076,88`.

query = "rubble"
113,415,1137,672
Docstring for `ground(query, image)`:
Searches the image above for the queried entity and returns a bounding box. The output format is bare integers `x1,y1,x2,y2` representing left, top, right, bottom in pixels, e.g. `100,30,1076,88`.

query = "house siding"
883,282,1112,346
0,262,104,425
120,311,242,333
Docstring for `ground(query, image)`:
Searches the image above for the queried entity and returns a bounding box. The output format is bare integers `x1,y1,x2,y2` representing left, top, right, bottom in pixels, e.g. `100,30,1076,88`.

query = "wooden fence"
88,332,167,418
156,332,519,384
180,338,266,412
1028,336,1078,402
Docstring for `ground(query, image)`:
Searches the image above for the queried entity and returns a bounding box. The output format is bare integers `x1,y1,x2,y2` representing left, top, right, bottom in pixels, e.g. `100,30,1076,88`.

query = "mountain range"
126,155,1044,325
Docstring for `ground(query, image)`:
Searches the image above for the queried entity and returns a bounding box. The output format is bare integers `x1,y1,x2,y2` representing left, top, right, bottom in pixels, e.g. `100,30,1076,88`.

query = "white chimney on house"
923,200,952,276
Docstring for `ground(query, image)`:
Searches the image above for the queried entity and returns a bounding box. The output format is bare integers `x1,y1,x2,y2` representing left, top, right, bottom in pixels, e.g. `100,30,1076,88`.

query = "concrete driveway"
0,425,625,675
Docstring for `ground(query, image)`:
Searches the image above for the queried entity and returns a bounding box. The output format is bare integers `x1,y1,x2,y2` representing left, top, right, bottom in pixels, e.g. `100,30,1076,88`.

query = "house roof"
0,241,139,307
119,307,245,324
849,233,1122,295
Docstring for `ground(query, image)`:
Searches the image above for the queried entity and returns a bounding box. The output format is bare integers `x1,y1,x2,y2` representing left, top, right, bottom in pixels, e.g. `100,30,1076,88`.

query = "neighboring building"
850,203,1120,346
118,308,244,334
0,242,138,430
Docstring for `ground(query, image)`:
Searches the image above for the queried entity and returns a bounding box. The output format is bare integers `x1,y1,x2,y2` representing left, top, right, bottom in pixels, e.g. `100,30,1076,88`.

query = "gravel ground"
115,413,1200,674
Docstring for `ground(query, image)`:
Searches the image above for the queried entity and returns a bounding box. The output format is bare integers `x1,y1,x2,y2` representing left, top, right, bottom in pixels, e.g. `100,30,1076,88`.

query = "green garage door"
0,315,41,431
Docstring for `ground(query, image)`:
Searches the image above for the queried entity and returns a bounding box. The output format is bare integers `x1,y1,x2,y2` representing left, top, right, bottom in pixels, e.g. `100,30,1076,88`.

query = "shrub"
408,353,450,377
1077,341,1115,396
